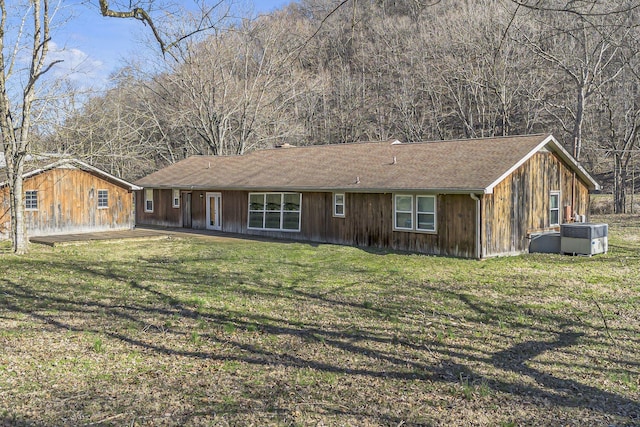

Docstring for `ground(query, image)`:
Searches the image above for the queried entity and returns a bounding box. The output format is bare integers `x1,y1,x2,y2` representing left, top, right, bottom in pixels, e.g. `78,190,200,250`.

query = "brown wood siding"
137,189,476,257
220,190,247,233
134,189,216,229
482,151,591,257
215,191,476,257
1,168,134,238
191,190,207,229
561,167,590,221
135,188,182,227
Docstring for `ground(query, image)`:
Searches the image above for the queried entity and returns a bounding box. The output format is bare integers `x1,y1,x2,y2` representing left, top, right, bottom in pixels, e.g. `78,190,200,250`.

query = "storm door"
206,192,222,230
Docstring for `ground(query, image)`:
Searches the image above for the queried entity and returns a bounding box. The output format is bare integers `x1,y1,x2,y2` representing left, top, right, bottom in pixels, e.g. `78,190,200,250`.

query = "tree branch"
98,0,167,54
510,0,640,17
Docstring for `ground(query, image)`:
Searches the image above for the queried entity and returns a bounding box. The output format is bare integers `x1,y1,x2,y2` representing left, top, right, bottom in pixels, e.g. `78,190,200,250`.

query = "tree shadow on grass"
491,331,637,420
0,416,43,427
437,329,639,422
1,253,639,424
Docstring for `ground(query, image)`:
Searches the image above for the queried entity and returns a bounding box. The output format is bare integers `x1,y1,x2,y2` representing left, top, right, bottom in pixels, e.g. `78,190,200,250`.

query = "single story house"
0,156,140,239
134,134,599,258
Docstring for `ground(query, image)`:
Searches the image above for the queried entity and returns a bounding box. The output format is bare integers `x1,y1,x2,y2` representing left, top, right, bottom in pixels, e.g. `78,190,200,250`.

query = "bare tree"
45,72,168,180
98,0,232,58
509,0,640,16
35,0,640,220
0,0,227,253
0,0,61,254
513,0,638,161
593,48,640,213
155,14,314,155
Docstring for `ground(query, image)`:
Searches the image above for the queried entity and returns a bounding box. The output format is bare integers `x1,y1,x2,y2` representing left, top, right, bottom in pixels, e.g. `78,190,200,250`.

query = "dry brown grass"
0,215,638,426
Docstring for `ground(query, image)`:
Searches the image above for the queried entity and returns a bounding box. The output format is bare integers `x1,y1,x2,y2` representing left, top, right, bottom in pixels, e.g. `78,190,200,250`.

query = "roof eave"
484,134,600,193
2,160,142,191
135,184,489,194
69,159,142,191
29,159,142,191
543,137,601,191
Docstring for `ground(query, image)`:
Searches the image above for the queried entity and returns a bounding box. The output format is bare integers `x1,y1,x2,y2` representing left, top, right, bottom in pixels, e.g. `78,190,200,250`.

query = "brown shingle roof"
135,134,599,193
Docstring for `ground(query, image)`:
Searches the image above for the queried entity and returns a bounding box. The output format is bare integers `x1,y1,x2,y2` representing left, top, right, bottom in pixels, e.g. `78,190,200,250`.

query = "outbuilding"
134,134,599,258
0,156,140,239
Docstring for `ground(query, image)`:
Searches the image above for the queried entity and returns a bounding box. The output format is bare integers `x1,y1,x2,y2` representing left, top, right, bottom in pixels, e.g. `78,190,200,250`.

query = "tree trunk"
9,165,28,254
614,154,627,214
573,86,586,161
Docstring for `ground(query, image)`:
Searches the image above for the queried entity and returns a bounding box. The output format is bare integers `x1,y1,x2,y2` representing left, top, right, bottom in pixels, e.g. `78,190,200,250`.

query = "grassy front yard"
1,216,639,426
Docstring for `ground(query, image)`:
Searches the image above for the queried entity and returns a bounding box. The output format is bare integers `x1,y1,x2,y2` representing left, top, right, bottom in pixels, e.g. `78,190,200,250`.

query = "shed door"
182,192,192,228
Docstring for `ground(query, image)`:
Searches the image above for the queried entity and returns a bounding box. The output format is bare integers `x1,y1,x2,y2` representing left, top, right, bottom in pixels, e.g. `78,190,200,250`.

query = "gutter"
133,184,489,195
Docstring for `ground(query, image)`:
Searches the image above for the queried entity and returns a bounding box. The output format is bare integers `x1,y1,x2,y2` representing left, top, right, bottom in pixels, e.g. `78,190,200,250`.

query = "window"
248,192,301,231
394,195,413,230
394,194,437,233
97,190,108,209
334,193,345,217
144,188,154,212
25,190,38,211
172,189,180,208
416,195,436,232
550,192,560,225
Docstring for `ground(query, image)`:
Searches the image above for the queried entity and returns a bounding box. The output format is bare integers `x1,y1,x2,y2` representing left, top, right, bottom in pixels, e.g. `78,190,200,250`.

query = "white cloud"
46,41,107,87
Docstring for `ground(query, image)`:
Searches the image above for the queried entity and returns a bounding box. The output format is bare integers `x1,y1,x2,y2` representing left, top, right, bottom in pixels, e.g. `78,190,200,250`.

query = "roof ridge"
411,133,549,144
180,134,552,160
135,133,598,193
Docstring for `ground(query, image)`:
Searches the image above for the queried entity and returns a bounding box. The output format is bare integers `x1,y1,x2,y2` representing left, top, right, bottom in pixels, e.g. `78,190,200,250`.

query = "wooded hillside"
41,0,640,212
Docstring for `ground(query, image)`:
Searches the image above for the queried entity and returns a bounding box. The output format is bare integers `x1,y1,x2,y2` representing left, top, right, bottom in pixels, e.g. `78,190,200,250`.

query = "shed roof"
0,155,141,191
135,134,599,194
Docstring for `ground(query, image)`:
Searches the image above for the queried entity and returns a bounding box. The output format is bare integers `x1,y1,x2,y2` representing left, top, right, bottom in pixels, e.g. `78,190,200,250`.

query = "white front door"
206,192,222,230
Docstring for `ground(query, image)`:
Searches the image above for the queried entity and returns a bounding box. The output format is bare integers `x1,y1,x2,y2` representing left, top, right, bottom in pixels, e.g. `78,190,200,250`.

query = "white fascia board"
17,159,142,191
484,135,555,194
66,159,143,191
0,159,59,187
544,137,601,191
484,134,600,194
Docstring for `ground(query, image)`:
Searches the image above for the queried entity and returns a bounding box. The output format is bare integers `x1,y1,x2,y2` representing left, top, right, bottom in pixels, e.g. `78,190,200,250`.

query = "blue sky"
50,1,295,88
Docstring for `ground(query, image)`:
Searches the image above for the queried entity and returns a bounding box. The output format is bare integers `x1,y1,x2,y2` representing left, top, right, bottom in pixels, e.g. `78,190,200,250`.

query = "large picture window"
144,188,154,213
550,192,560,225
394,194,437,233
25,190,38,211
248,193,301,231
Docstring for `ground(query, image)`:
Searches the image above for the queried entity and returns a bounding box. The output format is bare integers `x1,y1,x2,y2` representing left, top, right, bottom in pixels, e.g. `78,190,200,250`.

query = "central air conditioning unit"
560,223,608,255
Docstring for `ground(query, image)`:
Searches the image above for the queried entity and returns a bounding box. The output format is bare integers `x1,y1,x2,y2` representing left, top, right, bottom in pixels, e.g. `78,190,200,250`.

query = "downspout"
572,170,576,221
470,193,482,259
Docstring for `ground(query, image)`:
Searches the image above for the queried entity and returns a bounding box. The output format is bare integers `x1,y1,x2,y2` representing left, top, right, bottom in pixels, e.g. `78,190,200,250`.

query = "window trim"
550,191,560,226
394,194,414,230
144,188,154,213
97,189,109,209
333,193,345,217
393,194,437,234
25,190,38,211
416,195,437,232
172,189,180,208
247,192,301,232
